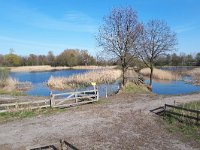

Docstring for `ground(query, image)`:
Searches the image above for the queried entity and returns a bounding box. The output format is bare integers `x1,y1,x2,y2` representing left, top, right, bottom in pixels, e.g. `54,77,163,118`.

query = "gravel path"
0,93,200,150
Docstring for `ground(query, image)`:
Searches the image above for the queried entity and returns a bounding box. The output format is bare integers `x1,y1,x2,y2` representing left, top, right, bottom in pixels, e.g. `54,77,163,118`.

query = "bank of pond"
9,67,200,97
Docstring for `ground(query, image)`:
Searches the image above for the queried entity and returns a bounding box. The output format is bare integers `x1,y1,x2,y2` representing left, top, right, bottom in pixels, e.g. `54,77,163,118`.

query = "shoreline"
8,65,117,72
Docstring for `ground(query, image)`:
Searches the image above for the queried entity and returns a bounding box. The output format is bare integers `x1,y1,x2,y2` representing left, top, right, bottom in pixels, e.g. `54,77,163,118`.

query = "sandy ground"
0,93,200,150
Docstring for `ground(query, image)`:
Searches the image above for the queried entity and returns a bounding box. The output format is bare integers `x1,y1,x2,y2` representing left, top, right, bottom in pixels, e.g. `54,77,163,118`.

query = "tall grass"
2,77,19,91
48,69,121,90
0,68,9,87
140,68,180,80
186,68,200,85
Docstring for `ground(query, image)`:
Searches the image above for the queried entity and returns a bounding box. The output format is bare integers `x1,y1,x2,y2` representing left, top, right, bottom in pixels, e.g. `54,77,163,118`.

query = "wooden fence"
0,99,50,113
29,139,79,150
50,89,99,108
0,89,99,113
164,104,200,125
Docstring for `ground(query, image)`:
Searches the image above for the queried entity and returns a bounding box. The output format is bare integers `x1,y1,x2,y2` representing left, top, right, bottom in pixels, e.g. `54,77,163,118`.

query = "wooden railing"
0,89,99,113
0,99,50,113
164,104,200,125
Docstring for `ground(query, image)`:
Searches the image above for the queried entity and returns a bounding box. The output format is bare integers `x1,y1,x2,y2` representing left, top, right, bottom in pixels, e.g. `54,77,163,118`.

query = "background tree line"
155,52,200,66
0,49,110,67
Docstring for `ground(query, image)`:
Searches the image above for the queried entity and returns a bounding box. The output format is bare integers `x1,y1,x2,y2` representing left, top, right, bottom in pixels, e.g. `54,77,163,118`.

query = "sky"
0,0,200,56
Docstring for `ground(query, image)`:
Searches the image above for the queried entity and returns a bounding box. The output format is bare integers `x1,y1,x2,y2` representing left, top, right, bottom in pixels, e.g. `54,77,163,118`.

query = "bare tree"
139,20,177,86
97,7,142,85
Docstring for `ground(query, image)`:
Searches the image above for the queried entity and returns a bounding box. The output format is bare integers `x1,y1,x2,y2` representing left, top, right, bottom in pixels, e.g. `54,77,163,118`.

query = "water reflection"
145,77,200,95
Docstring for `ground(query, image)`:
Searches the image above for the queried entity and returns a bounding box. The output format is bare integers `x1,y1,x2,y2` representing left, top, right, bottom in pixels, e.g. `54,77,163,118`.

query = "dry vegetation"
48,69,121,90
140,68,180,80
3,77,19,91
186,68,200,85
9,65,117,72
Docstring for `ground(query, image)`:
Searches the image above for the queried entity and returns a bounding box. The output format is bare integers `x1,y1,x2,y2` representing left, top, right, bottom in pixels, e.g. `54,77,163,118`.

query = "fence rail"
164,104,200,124
0,99,50,113
50,89,99,108
0,89,99,113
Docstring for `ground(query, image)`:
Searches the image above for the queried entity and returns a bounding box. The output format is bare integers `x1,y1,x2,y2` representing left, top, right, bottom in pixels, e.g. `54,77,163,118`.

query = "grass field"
163,101,200,143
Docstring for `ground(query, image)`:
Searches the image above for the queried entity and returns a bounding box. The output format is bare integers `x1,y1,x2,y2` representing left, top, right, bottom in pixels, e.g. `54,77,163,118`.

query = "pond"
10,68,200,97
145,77,200,95
145,66,200,95
10,70,120,97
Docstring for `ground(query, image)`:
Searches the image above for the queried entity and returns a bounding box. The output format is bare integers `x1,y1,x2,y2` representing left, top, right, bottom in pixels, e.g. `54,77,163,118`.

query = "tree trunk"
149,66,153,86
122,67,125,86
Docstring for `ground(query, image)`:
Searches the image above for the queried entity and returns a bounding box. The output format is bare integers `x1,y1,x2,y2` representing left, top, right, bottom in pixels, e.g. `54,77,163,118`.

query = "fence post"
105,86,108,98
164,104,166,116
197,111,199,125
97,88,99,101
75,92,78,103
15,102,18,109
50,91,54,107
60,139,64,150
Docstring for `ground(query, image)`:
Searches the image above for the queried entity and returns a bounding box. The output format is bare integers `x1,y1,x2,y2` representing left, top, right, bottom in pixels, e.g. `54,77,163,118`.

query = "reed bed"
186,68,200,85
2,77,19,91
48,69,121,90
140,68,180,80
1,77,32,92
10,65,117,72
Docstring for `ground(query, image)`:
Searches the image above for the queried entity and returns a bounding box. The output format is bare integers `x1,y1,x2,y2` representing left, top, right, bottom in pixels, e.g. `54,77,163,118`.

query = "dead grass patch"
140,68,180,80
48,69,121,90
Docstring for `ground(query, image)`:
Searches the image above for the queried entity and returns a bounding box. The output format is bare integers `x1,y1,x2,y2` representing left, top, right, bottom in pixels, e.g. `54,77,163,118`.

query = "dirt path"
0,93,200,150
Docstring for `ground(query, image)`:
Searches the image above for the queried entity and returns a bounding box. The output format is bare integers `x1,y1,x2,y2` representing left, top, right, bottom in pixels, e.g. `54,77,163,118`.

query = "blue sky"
0,0,199,56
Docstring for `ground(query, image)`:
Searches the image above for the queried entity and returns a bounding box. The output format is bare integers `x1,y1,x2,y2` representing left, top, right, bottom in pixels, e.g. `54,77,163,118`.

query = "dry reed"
186,68,200,85
140,68,180,80
10,65,117,72
2,77,32,92
3,78,19,91
48,69,121,90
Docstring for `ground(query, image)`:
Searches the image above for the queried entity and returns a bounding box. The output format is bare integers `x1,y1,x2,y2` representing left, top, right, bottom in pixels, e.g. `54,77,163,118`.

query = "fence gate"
50,89,99,108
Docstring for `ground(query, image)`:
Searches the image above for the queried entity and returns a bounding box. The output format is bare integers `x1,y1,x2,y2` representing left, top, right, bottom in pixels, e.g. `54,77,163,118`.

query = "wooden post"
197,111,199,125
164,104,166,116
105,86,107,98
60,139,64,150
50,91,54,107
75,93,78,103
15,102,18,109
97,87,99,101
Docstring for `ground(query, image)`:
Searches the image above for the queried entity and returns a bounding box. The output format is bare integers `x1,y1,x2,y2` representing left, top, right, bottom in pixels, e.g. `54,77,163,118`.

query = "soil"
0,93,200,150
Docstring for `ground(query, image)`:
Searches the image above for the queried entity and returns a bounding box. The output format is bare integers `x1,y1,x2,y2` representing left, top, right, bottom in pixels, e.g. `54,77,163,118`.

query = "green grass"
163,101,200,143
0,97,109,123
0,89,25,96
0,107,67,123
122,82,150,94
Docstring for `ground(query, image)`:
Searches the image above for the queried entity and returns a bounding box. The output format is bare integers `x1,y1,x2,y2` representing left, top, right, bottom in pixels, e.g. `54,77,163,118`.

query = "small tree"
195,52,200,66
139,20,177,86
97,7,142,85
47,51,55,66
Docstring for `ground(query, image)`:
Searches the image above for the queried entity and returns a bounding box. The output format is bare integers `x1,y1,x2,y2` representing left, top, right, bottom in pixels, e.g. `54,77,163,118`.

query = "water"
10,70,120,97
10,69,200,96
145,77,200,95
